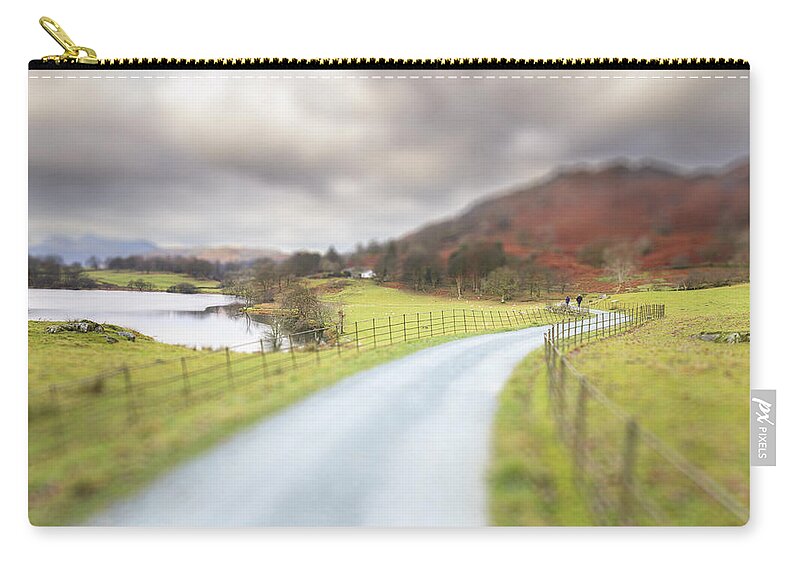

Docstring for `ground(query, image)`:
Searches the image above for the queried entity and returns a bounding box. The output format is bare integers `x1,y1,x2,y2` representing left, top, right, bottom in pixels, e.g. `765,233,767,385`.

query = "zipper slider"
39,16,98,65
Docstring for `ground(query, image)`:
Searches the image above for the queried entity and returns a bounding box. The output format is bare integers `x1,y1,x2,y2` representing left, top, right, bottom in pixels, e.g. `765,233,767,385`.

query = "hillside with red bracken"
398,159,749,279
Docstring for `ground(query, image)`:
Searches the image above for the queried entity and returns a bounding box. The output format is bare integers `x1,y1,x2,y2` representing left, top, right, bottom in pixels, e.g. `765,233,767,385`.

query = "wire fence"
542,304,749,525
29,305,564,465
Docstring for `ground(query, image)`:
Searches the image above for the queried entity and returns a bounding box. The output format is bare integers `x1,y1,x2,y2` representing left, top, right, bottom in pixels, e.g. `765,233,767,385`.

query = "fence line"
542,304,748,525
30,304,570,464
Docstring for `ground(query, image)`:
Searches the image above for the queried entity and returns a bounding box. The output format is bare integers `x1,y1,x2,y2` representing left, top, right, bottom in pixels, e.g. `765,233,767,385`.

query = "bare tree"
127,279,155,292
264,316,290,351
252,258,278,301
227,278,259,306
280,283,335,331
482,267,520,303
603,243,638,292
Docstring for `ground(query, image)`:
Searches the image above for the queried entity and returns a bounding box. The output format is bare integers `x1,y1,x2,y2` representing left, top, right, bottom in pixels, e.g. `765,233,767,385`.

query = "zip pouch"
28,17,750,527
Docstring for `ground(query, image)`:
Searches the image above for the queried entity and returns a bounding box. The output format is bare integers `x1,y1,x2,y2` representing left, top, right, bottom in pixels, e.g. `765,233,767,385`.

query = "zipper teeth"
32,57,750,69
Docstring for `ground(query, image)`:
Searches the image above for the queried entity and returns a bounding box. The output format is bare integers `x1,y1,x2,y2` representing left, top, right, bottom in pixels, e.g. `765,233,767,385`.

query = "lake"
28,289,272,352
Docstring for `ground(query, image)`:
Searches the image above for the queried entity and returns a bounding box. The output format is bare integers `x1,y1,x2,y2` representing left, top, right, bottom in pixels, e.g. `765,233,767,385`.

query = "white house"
359,269,376,279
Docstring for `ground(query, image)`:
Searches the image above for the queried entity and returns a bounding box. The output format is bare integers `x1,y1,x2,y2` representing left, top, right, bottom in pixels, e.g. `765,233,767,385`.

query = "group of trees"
281,247,345,278
29,256,98,289
32,234,652,301
126,279,197,294
365,240,573,301
447,242,506,297
105,255,233,280
220,247,351,307
262,283,342,349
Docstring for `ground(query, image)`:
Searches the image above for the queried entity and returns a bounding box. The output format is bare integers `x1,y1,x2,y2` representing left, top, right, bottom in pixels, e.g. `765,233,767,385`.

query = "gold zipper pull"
39,16,98,64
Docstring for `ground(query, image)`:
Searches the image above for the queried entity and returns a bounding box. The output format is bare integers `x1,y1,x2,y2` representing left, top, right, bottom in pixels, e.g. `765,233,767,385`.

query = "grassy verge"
84,270,221,292
315,279,545,326
490,351,594,525
490,284,749,525
29,318,528,525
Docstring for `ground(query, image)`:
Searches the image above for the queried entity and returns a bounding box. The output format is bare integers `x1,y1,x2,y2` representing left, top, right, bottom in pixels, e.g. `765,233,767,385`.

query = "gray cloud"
28,71,749,252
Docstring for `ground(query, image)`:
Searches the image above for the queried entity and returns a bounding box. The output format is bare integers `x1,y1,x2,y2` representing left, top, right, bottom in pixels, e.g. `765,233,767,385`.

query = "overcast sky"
28,70,749,252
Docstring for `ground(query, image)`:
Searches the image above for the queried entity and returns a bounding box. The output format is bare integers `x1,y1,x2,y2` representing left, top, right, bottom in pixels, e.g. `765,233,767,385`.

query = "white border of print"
2,1,795,570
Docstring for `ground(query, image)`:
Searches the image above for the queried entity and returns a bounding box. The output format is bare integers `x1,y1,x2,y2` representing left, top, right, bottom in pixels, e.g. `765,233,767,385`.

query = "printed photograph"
28,68,749,526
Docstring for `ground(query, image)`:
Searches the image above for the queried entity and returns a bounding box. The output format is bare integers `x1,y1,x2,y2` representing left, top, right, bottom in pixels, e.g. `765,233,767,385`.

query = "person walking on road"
576,294,583,309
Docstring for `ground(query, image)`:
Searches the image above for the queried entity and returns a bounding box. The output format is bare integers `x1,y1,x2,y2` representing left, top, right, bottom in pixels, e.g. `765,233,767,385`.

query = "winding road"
90,320,583,527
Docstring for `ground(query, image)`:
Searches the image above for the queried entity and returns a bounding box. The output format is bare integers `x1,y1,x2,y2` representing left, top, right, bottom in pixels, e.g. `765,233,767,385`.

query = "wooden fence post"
259,339,269,379
354,322,360,352
49,385,65,445
225,347,234,388
557,353,567,430
574,317,578,348
123,365,136,423
289,333,298,365
619,419,640,525
403,314,407,342
573,377,588,480
373,318,377,348
388,316,393,345
181,356,191,404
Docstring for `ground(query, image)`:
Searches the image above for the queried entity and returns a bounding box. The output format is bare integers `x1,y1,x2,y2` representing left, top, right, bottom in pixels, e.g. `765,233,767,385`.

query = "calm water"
28,289,271,352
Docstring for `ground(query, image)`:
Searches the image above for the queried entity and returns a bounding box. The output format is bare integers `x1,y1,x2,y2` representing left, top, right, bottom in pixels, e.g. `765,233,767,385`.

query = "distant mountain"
145,246,288,264
29,235,157,265
29,236,287,266
398,159,749,274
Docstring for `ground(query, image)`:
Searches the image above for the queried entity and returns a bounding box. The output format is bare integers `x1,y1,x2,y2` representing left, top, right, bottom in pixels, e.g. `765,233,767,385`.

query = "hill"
29,235,157,265
398,159,749,276
145,246,288,264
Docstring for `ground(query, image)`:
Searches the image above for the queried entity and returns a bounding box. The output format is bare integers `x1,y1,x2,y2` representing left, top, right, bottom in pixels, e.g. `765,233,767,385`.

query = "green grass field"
29,277,557,525
491,284,750,525
29,319,506,525
85,269,221,292
314,279,544,326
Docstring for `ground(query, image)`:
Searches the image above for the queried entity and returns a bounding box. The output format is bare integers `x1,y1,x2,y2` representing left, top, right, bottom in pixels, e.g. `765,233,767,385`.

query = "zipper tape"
29,57,750,70
31,17,749,70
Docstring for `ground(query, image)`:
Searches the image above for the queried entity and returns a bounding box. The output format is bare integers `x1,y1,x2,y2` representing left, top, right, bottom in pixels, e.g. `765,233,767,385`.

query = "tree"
127,279,155,292
280,284,335,331
86,255,100,270
467,242,506,293
447,246,469,299
283,252,322,277
226,278,261,305
446,242,505,296
516,256,549,299
252,258,278,301
29,255,98,289
263,316,290,351
166,282,198,294
482,267,520,303
603,243,639,292
321,246,344,273
375,241,398,281
401,249,443,291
